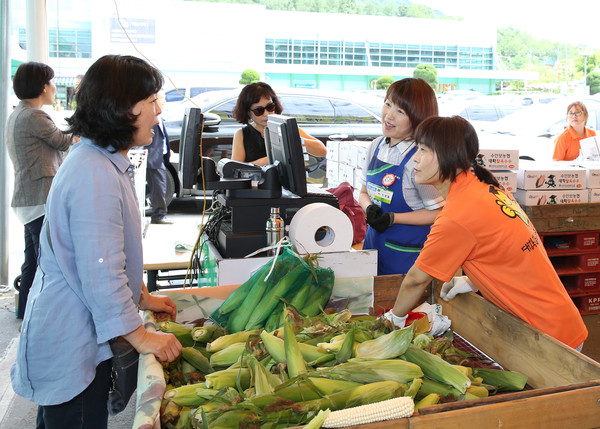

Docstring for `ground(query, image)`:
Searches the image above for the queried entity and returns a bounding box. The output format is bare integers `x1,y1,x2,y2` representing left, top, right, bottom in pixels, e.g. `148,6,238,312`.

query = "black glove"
369,212,395,233
366,204,394,233
365,204,381,225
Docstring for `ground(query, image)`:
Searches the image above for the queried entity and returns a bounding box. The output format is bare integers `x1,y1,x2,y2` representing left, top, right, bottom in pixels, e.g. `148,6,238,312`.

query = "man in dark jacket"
146,90,173,224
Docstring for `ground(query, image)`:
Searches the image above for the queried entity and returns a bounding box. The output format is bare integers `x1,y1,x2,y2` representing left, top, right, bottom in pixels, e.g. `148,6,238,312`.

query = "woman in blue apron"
359,78,444,275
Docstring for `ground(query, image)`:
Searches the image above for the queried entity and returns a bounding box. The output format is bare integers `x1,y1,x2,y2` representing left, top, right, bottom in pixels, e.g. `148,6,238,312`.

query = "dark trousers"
18,215,44,319
146,164,168,221
36,359,112,429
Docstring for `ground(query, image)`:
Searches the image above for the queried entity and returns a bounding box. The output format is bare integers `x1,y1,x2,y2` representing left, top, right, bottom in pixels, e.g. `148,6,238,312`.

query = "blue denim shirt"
11,138,144,406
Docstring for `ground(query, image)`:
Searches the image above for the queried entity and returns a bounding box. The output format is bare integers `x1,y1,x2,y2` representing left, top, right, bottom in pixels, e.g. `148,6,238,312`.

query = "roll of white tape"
288,203,353,254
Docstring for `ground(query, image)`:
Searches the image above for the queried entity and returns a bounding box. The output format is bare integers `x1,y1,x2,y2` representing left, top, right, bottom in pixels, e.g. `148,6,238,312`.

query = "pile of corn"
158,308,528,428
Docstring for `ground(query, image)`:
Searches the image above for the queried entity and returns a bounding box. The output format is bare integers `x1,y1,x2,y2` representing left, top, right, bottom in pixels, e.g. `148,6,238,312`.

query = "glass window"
331,99,380,125
207,99,237,124
165,88,185,103
279,95,335,124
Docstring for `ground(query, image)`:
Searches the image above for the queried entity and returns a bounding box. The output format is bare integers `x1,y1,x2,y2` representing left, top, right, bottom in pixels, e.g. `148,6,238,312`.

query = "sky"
421,0,600,49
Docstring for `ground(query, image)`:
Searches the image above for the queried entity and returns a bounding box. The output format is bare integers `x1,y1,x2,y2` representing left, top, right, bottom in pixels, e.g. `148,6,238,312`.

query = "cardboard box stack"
326,140,371,201
515,160,588,206
477,147,519,194
579,162,600,203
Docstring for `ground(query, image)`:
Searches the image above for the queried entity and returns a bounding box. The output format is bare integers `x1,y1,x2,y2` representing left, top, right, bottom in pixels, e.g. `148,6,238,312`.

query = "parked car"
164,86,237,103
455,102,522,130
162,88,384,201
478,97,600,162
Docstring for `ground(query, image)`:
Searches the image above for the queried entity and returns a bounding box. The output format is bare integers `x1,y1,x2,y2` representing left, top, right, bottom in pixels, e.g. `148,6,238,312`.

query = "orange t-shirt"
416,171,587,348
552,126,596,161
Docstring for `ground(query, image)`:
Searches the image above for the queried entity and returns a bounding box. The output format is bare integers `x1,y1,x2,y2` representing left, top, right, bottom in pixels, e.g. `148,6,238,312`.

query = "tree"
239,69,260,84
376,75,394,90
413,64,438,89
588,70,600,95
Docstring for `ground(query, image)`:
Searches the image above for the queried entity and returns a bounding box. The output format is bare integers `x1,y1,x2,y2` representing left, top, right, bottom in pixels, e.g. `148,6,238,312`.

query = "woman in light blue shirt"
11,55,182,429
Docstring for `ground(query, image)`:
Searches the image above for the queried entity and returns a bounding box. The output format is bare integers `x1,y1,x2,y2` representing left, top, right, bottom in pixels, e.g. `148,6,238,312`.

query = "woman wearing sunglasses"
232,82,326,165
552,101,596,161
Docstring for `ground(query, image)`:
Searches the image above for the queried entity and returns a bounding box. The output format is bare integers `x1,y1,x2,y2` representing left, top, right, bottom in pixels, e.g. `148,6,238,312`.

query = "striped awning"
55,76,76,87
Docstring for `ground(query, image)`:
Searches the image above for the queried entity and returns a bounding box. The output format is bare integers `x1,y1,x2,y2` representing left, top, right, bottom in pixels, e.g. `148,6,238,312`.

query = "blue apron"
363,138,432,275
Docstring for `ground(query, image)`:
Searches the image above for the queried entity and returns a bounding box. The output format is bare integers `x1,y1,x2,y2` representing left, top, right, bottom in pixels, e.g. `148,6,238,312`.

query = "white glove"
440,276,478,301
383,310,408,328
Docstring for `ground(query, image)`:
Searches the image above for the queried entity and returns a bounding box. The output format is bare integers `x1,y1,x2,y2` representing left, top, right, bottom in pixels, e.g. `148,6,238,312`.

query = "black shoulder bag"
45,224,139,415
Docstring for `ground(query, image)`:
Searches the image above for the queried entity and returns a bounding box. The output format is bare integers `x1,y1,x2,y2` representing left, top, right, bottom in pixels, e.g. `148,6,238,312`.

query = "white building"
10,0,536,102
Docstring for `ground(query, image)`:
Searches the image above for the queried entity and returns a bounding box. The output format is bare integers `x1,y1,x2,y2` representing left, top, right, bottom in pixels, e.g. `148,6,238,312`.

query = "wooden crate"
142,277,600,428
354,279,600,428
524,203,600,233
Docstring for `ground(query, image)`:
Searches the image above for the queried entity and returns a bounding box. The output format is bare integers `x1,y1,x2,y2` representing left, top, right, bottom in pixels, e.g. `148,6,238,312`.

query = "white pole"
0,0,11,285
26,0,49,63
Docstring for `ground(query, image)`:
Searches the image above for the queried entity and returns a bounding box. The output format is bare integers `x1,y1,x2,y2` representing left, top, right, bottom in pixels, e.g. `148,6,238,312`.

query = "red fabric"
327,182,367,245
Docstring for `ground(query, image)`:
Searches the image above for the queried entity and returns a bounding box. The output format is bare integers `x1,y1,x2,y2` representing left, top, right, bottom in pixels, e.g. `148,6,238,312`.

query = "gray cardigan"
6,100,74,207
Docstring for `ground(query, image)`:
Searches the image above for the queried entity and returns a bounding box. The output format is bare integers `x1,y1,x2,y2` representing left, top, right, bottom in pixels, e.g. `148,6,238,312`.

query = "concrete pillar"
0,0,11,285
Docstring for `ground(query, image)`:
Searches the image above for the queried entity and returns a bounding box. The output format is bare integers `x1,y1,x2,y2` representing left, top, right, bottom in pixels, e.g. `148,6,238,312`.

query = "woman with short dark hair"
359,78,444,275
11,55,182,429
385,116,588,351
231,82,326,165
6,61,75,319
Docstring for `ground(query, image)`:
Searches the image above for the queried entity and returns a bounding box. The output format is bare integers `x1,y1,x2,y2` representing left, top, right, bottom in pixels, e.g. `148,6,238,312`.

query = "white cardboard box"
353,167,364,191
491,170,517,192
326,140,341,162
575,162,600,188
517,161,587,190
515,189,589,206
338,163,355,184
590,189,600,203
326,160,340,186
339,142,355,167
351,141,372,170
477,148,519,170
205,240,377,286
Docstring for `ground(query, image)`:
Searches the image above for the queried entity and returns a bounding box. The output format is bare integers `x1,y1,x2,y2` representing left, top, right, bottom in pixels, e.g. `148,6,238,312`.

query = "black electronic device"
265,114,308,197
178,107,204,189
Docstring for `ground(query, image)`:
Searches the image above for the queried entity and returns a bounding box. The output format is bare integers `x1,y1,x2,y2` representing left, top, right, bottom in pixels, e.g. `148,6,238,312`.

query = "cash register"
195,114,339,258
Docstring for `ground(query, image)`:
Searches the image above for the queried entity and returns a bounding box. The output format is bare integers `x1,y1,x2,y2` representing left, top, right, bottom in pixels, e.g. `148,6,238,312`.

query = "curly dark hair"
66,55,163,151
232,82,283,124
384,78,439,135
13,62,55,100
415,115,499,187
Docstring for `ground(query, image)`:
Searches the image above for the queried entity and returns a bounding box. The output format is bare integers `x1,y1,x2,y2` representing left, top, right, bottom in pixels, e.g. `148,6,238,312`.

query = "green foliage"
376,75,394,90
589,71,600,95
239,69,260,84
413,64,438,89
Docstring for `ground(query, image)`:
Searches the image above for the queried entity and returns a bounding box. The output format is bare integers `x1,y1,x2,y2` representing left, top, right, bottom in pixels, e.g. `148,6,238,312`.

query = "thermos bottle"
266,207,284,255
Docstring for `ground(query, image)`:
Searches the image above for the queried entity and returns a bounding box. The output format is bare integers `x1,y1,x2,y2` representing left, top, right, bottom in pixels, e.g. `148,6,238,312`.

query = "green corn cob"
206,330,259,352
158,321,194,347
163,383,219,407
403,344,471,394
354,324,413,359
245,264,311,330
209,342,246,368
181,347,213,374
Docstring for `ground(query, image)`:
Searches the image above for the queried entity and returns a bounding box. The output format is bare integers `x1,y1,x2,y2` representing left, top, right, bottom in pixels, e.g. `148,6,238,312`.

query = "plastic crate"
562,273,600,293
579,254,600,271
575,232,599,250
576,294,600,314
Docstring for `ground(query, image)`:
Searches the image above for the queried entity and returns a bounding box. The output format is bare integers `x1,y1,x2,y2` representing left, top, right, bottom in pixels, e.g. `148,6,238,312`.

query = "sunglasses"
250,102,276,116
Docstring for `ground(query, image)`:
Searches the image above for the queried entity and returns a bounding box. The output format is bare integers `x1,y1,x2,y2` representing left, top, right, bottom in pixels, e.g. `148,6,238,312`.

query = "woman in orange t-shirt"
552,101,596,161
384,116,587,350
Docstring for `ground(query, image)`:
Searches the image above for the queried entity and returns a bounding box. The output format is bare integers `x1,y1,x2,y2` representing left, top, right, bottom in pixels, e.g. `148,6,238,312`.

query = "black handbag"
107,337,139,415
